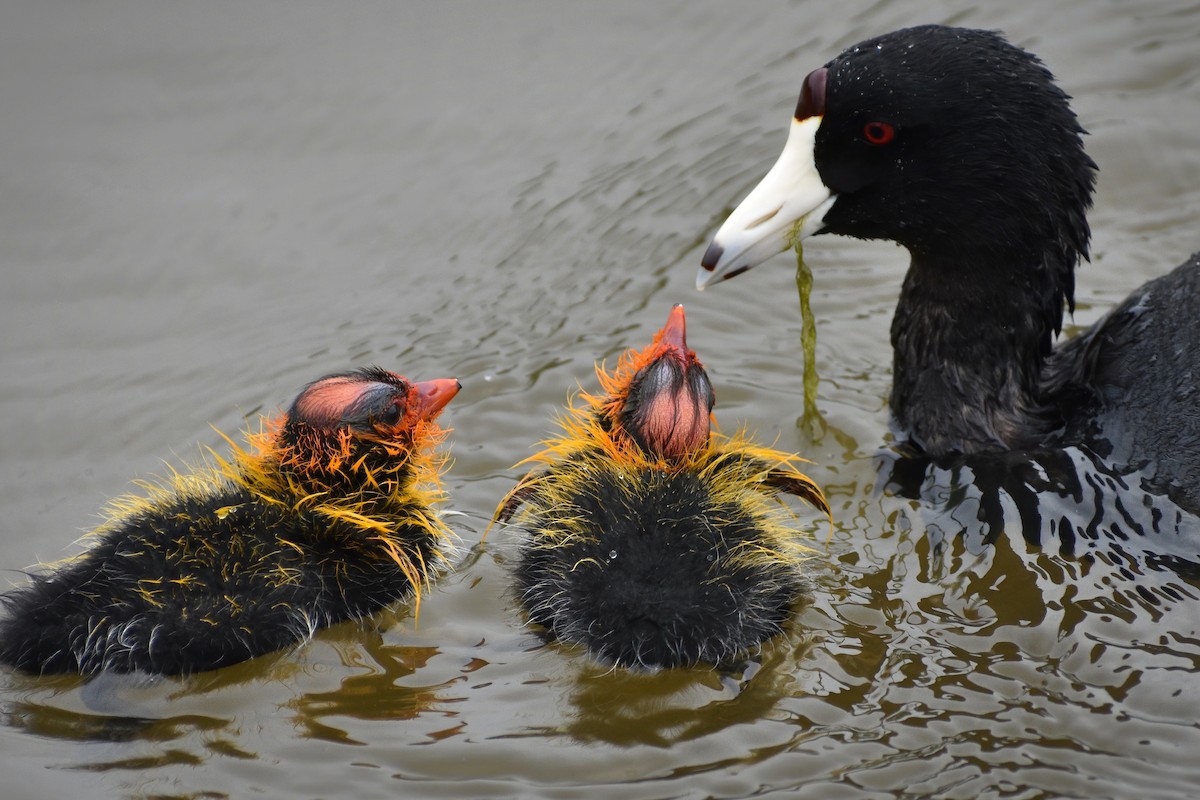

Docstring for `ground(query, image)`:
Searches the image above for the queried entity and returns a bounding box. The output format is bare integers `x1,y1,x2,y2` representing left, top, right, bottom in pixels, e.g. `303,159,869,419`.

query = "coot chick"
495,305,828,669
698,25,1200,511
0,367,460,676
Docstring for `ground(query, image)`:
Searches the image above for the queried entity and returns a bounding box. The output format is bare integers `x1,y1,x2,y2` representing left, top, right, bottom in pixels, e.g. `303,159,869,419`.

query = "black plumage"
0,367,460,676
699,25,1200,512
496,305,828,669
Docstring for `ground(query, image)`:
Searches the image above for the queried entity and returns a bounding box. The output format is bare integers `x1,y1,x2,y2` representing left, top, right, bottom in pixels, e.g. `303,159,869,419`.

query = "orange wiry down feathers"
493,310,829,669
0,368,460,676
497,354,829,528
91,414,457,618
235,416,452,613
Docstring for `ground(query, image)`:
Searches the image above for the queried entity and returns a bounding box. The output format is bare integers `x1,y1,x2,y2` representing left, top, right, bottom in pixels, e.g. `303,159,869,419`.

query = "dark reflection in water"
881,445,1200,576
789,513,1200,797
559,625,813,748
291,643,454,745
3,700,158,744
1,698,234,771
3,2,1200,799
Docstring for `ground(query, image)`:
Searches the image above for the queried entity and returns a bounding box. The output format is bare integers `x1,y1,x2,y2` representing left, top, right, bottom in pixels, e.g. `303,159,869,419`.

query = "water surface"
2,1,1200,798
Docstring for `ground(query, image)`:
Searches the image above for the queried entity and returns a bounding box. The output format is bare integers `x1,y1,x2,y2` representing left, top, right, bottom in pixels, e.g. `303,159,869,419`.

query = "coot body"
699,25,1200,513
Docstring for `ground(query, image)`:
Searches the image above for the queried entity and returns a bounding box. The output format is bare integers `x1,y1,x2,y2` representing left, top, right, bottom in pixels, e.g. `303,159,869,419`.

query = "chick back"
512,450,809,669
0,483,437,675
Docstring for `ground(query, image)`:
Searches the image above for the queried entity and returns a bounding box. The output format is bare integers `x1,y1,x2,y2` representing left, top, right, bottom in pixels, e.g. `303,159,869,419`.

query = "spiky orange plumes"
500,387,826,537
495,308,828,668
497,319,828,536
0,369,460,675
81,412,456,621
216,414,455,612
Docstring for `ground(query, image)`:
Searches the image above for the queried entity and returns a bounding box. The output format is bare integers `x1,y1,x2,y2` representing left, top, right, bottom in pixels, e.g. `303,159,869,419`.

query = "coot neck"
889,246,1063,455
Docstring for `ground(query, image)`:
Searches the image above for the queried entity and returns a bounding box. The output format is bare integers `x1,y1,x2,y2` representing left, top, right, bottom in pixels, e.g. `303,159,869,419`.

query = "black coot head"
814,26,1096,266
700,25,1097,302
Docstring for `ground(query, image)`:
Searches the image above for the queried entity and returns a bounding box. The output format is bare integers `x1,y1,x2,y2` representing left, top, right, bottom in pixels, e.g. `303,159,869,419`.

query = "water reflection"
291,643,453,745
881,445,1200,575
560,623,813,747
3,2,1200,798
789,502,1200,797
3,700,164,745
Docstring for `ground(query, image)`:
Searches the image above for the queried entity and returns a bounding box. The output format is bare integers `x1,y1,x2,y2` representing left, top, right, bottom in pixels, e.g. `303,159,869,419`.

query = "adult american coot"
0,367,460,676
698,25,1200,513
496,305,828,669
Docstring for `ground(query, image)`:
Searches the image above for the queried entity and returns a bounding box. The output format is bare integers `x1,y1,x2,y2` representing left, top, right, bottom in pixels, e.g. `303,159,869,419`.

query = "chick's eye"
377,402,403,426
862,121,895,145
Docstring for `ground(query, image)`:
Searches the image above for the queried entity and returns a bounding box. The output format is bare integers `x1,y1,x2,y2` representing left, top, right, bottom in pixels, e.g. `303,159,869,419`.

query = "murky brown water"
3,2,1200,798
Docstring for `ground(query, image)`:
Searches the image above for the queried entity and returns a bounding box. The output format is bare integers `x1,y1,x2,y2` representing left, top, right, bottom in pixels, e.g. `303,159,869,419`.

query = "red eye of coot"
863,121,896,145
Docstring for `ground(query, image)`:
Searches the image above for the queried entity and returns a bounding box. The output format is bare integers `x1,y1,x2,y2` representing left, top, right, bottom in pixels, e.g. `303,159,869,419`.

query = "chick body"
499,306,826,669
0,367,458,676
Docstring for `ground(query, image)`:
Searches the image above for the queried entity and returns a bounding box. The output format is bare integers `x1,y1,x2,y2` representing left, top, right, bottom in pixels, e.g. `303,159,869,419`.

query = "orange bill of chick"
0,367,459,676
496,305,829,669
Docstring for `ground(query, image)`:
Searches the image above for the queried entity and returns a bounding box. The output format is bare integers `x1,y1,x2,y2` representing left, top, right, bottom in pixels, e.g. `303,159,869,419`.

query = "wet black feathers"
809,25,1199,502
511,448,814,670
0,483,438,675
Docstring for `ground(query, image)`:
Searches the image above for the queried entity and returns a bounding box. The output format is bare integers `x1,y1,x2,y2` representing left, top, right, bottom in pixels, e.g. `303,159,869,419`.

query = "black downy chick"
496,305,828,669
0,368,459,676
